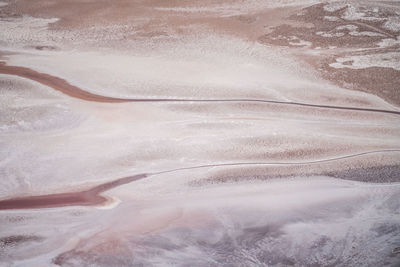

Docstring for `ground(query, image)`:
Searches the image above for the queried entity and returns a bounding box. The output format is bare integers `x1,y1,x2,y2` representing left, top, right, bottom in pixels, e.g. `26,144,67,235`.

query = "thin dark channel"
1,62,399,116
0,149,399,211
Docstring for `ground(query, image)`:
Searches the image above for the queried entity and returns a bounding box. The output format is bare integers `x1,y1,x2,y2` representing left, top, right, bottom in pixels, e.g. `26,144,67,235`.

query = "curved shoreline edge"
0,149,399,211
1,61,399,116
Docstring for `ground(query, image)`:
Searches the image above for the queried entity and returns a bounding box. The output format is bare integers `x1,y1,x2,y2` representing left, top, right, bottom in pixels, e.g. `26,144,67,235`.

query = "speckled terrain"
0,0,399,266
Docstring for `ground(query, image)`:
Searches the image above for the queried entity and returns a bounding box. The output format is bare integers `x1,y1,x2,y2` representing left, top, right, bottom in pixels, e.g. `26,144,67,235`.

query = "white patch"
336,25,359,31
96,196,121,210
316,24,384,38
384,16,400,32
330,52,400,71
316,31,345,38
349,31,384,37
287,35,312,46
289,39,312,46
324,16,340,22
378,36,400,48
323,2,347,12
330,25,384,37
342,4,385,22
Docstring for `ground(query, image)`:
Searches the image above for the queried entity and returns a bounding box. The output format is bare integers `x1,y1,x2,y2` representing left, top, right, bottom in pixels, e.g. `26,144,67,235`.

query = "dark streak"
1,62,399,116
0,150,399,211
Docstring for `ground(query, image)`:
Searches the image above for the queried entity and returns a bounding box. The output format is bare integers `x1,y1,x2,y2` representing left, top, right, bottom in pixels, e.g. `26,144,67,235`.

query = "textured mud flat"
0,0,399,266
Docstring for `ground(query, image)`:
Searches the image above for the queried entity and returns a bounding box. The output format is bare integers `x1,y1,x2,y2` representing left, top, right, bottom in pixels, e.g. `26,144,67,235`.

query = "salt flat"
0,0,399,266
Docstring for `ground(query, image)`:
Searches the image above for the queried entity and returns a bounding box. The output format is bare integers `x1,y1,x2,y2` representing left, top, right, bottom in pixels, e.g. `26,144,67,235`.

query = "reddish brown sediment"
0,192,107,210
1,61,399,116
0,174,147,210
257,3,400,107
1,150,399,211
0,62,127,103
